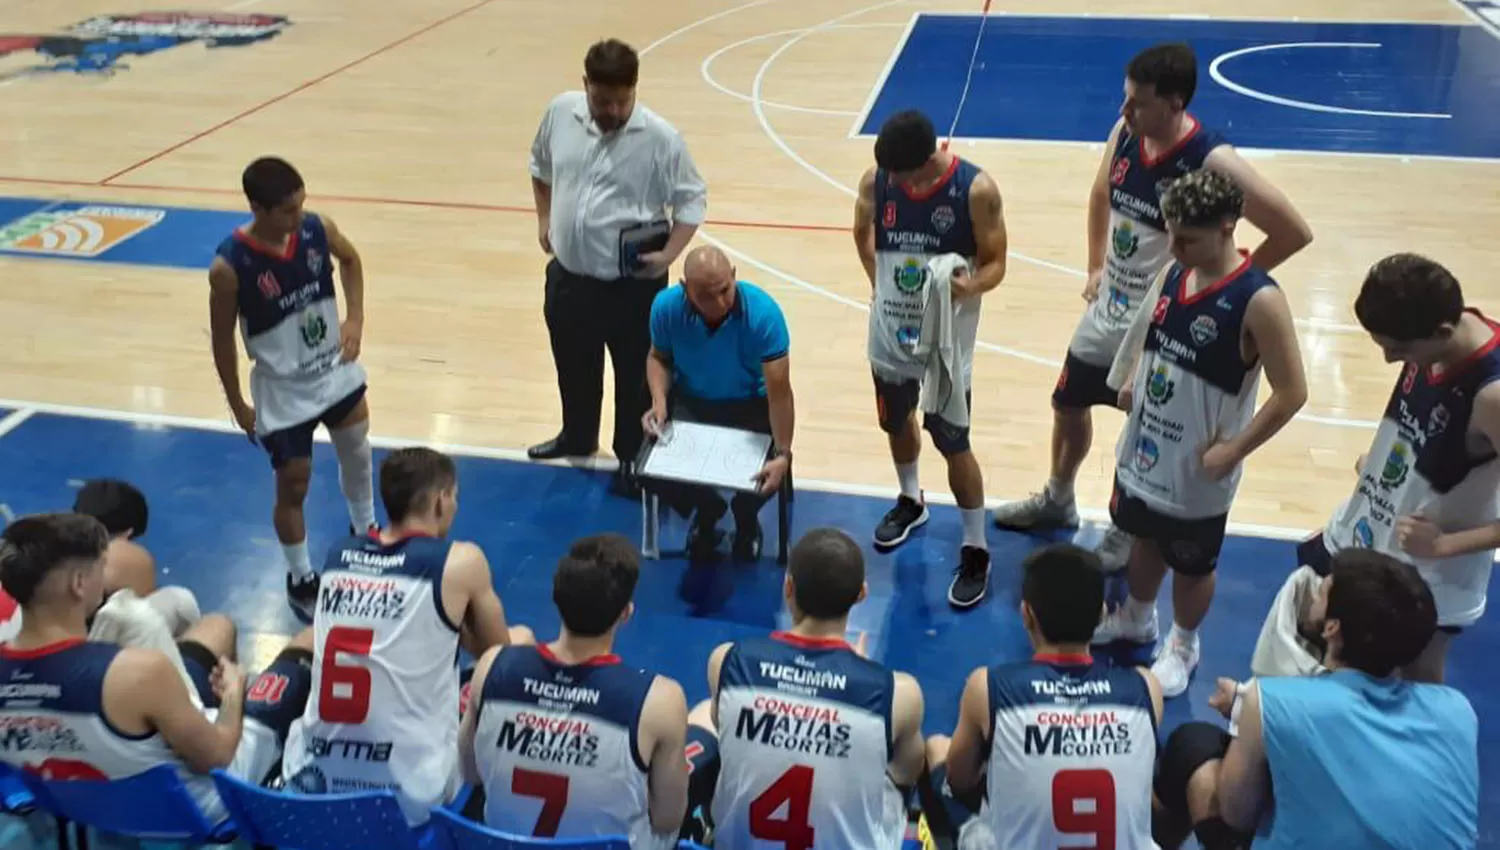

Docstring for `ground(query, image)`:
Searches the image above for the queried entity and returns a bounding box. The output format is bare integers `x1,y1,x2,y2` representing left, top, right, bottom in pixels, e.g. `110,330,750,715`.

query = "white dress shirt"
530,91,707,280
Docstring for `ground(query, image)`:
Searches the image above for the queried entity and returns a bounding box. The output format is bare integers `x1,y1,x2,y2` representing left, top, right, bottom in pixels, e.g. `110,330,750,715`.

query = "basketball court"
0,0,1497,837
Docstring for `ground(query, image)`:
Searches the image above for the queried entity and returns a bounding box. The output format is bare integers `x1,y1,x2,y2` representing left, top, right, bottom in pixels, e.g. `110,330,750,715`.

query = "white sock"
1124,594,1154,621
1045,476,1074,503
895,462,921,501
1170,623,1198,647
959,507,987,549
283,541,313,580
331,419,377,531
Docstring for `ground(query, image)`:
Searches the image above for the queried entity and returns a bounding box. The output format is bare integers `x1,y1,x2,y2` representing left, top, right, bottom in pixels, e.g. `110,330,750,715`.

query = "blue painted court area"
1,409,1498,840
859,14,1500,158
0,197,245,268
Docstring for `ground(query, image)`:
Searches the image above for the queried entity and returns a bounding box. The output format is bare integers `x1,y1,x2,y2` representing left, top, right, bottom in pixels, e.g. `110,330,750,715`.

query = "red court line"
0,175,848,234
98,0,503,185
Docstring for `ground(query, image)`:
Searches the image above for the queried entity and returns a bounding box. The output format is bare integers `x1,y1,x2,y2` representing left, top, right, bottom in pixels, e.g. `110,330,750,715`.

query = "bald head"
682,245,737,324
684,245,732,281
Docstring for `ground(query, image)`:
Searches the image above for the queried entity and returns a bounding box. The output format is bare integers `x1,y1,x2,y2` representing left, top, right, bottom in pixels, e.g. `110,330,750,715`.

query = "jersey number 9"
1052,768,1116,850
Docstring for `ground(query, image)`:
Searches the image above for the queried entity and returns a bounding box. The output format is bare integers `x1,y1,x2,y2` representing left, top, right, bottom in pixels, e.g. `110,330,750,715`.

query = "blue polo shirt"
649,281,789,401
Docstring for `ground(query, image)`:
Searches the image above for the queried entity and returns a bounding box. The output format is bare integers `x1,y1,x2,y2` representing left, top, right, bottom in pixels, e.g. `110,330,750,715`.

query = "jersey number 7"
319,626,374,724
749,764,816,850
513,767,570,837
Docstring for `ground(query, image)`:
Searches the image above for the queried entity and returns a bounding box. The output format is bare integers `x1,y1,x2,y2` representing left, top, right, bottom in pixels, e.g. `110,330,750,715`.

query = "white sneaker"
1151,631,1201,698
1095,525,1134,573
1091,603,1159,644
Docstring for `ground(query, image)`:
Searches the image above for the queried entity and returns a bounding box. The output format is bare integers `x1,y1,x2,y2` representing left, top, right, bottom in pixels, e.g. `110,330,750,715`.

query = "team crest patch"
0,13,290,82
1189,314,1219,346
882,201,897,228
1379,442,1411,490
306,248,323,276
1146,364,1175,405
1353,518,1375,548
1105,287,1131,322
0,205,164,257
1134,436,1160,471
930,205,955,235
893,256,928,293
300,310,328,348
1111,220,1138,260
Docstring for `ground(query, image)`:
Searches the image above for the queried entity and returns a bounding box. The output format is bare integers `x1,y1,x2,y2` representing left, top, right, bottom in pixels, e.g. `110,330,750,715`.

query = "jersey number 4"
749,764,816,850
319,626,374,724
1053,768,1116,850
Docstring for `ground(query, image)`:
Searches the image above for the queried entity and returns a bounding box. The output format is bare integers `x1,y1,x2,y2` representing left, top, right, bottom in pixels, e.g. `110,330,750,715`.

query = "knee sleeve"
1154,722,1231,819
330,417,372,464
1194,816,1253,850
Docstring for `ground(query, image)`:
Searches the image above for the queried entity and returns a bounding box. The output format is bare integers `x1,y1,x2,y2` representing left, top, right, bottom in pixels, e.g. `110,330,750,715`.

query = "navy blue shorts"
260,384,367,469
872,372,973,456
1109,478,1227,577
177,639,220,709
1052,348,1120,410
243,648,314,740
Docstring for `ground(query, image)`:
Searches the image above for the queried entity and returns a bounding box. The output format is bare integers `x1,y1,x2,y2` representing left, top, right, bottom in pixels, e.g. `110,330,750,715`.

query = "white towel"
917,253,972,428
1251,566,1330,678
90,587,205,707
1106,265,1169,393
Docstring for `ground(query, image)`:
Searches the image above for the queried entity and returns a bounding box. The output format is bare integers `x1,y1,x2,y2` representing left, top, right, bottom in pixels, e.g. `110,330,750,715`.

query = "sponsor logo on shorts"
0,205,163,257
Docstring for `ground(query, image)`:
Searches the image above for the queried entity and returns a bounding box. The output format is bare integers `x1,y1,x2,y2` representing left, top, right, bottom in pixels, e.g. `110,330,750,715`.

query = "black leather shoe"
527,435,596,461
610,465,641,499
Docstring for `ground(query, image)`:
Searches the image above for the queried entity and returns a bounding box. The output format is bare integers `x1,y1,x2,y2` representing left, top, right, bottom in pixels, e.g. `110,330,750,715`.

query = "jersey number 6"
319,626,374,724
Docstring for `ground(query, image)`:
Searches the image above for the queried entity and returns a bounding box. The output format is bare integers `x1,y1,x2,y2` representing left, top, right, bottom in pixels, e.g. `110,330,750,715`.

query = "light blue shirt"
1256,669,1478,850
649,281,789,401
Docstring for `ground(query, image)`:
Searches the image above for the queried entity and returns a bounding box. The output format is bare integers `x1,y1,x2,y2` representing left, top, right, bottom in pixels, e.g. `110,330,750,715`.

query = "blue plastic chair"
211,768,428,850
0,763,34,814
676,843,711,850
16,763,232,842
429,807,629,850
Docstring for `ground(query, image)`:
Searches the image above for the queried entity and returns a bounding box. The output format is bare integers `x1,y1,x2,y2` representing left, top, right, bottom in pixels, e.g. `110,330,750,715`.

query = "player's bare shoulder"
208,254,239,292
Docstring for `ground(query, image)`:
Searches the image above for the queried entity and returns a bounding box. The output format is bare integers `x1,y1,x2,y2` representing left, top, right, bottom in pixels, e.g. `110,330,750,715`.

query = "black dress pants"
651,393,774,524
542,259,667,464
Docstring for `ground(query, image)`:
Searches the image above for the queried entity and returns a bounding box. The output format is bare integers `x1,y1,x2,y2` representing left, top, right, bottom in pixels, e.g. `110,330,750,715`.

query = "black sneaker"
947,546,991,609
686,518,725,563
732,517,763,562
287,573,320,624
349,523,379,537
873,495,929,552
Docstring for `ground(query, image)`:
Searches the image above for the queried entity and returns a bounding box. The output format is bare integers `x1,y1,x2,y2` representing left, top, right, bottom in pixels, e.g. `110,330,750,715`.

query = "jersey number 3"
319,626,374,724
1052,768,1116,850
749,764,816,850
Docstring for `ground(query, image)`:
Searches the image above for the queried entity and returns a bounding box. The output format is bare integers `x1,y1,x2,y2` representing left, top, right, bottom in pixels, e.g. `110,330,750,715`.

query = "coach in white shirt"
527,38,708,496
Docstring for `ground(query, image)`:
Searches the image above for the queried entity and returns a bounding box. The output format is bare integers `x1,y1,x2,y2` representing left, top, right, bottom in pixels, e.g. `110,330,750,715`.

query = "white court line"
1449,0,1500,38
0,409,37,440
701,25,905,117
1210,43,1452,119
847,11,922,139
0,396,1322,543
916,9,1482,25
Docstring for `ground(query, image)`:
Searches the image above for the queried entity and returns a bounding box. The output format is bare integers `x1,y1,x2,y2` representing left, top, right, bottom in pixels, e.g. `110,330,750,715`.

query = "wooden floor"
0,0,1494,532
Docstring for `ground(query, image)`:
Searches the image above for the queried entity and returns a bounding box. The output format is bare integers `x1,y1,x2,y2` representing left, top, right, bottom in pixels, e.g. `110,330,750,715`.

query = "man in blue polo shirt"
644,245,794,562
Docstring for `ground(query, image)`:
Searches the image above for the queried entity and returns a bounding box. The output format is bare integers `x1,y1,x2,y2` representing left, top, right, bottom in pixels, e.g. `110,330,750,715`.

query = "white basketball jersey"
0,590,18,645
283,533,461,823
713,633,905,850
215,214,365,434
0,640,228,822
473,645,663,849
1324,319,1500,627
868,158,982,383
1115,255,1276,519
968,655,1156,850
1070,118,1225,366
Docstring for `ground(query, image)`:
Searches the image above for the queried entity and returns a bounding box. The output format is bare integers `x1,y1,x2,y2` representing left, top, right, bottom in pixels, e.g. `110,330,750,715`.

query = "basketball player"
460,533,690,847
992,42,1312,572
1252,253,1500,684
0,513,315,823
1156,550,1478,850
208,156,376,622
707,527,926,850
1095,169,1308,698
854,109,1009,608
73,478,155,598
281,447,532,823
927,544,1162,850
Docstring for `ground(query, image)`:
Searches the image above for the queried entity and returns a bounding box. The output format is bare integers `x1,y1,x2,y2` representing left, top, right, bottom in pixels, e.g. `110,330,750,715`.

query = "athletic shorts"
1109,478,1228,576
178,639,221,709
260,384,367,469
682,724,720,843
1052,348,1120,410
922,764,988,847
873,372,973,456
